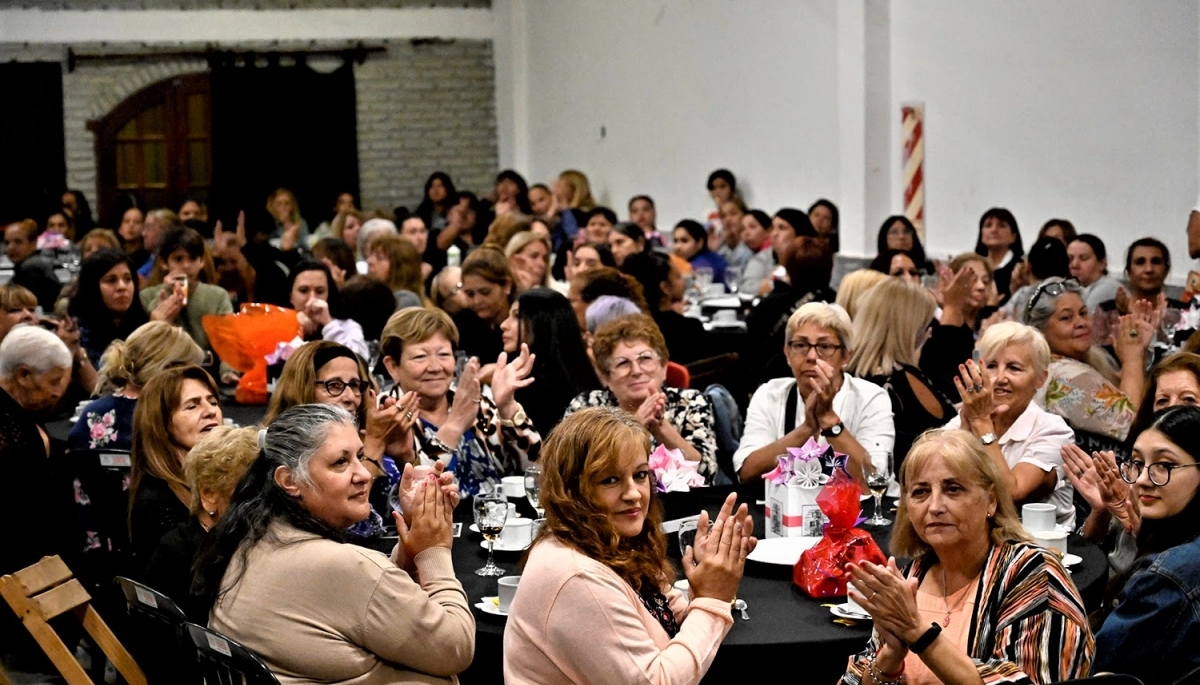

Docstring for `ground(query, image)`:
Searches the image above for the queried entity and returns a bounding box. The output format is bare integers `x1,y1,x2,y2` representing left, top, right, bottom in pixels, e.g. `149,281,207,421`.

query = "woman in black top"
846,278,955,470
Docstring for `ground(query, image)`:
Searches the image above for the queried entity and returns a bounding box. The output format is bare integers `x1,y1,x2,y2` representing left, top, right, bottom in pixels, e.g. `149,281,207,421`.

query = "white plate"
475,597,508,617
830,604,871,621
746,536,821,565
480,540,529,552
1062,553,1082,567
700,296,741,309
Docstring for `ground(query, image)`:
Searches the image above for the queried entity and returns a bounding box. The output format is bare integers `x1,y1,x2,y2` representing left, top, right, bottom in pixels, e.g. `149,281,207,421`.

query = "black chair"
67,449,135,557
1175,665,1200,685
114,577,197,684
1057,676,1145,684
186,623,281,685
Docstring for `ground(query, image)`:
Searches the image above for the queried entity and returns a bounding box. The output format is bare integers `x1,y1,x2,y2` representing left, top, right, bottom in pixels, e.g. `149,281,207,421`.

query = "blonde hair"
975,321,1052,376
558,170,597,211
847,279,937,377
892,429,1028,559
266,188,301,225
505,230,552,288
785,302,853,349
834,269,889,321
0,283,36,312
96,321,204,395
380,307,460,365
484,213,533,250
184,425,260,517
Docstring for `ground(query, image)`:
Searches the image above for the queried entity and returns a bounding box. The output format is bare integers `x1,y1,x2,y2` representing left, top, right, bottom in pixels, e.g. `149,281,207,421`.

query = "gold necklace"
941,566,976,627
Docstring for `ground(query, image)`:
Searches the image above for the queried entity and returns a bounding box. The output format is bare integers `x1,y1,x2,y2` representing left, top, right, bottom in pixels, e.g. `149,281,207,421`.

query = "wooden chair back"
0,555,145,685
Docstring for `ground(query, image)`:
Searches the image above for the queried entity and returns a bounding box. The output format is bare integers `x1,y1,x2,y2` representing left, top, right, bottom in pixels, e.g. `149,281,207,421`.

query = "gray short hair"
263,403,356,488
0,325,72,380
358,218,397,258
975,321,1052,375
785,302,853,350
586,295,642,334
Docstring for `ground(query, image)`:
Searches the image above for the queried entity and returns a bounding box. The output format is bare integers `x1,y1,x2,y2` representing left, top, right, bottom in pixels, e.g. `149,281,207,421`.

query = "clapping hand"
683,493,755,603
492,343,536,418
633,390,667,432
397,461,460,522
396,478,454,560
447,357,481,432
802,359,838,423
1061,445,1137,530
848,558,922,659
954,359,1004,428
150,281,184,323
689,493,757,567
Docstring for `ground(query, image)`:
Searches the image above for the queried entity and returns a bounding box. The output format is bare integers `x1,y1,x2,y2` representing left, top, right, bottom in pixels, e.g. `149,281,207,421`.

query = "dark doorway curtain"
209,59,359,236
0,63,65,225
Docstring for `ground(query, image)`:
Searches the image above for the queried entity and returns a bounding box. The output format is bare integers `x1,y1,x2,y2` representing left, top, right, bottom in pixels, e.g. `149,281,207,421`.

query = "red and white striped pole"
901,103,926,241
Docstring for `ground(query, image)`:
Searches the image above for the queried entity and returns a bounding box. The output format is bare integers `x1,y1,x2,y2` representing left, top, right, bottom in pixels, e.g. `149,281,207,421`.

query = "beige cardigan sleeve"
356,546,475,677
543,570,733,685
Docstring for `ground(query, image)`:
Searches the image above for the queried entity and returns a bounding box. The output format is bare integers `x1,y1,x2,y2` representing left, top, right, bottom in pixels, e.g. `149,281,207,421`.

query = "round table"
426,485,1108,685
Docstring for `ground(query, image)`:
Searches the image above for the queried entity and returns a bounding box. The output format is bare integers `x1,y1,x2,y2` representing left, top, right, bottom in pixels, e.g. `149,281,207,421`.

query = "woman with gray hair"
198,403,473,683
0,326,75,579
1021,275,1153,441
946,321,1076,526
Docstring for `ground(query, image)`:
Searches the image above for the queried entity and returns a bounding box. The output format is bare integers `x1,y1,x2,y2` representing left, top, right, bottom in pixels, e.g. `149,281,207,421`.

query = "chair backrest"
665,361,690,389
1056,676,1145,684
0,555,146,685
114,576,196,683
704,383,743,484
114,576,188,627
67,449,134,553
186,623,281,685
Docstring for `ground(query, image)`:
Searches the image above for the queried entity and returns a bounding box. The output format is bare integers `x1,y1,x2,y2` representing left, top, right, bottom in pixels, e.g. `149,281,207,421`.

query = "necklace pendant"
944,613,951,627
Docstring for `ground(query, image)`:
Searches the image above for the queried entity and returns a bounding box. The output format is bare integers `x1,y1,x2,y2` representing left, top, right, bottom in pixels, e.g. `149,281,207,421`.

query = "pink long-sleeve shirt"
503,536,733,685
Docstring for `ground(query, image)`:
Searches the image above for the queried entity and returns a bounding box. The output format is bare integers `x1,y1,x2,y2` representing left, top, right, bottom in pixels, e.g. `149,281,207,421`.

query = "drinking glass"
864,463,892,526
524,465,543,518
678,520,698,559
474,493,510,576
723,266,740,294
693,266,715,297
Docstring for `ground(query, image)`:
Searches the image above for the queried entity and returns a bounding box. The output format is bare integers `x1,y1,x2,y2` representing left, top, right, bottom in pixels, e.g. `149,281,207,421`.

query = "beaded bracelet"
867,650,906,685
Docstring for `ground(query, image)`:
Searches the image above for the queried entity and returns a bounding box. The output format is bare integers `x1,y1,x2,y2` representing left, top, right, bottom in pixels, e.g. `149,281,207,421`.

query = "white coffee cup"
1021,503,1056,533
1032,530,1068,556
497,575,520,613
507,502,518,518
501,476,526,498
712,309,737,324
499,518,532,548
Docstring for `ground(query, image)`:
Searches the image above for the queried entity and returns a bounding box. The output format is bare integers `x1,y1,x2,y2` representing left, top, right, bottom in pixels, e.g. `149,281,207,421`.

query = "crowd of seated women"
4,172,1200,683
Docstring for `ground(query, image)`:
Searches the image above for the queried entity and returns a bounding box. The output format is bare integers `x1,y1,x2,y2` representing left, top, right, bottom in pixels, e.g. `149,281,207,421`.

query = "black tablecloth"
407,485,1108,685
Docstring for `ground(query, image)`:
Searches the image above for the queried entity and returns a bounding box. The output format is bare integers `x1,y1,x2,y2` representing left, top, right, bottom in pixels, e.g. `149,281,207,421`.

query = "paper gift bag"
765,477,825,538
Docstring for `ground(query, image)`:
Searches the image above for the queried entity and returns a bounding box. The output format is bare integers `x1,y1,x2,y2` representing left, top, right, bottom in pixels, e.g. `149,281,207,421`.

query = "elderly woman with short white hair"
946,321,1076,526
0,326,75,577
734,302,894,490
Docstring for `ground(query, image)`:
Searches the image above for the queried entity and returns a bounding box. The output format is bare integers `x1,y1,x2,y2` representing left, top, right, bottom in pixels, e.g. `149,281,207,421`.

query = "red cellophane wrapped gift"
793,466,886,598
202,304,300,405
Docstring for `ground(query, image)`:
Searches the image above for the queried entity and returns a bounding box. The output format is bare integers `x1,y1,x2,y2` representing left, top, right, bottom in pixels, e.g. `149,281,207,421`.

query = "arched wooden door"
90,73,211,226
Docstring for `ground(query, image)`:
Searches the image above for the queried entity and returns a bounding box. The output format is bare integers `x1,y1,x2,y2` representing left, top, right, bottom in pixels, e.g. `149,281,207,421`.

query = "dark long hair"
496,169,532,214
1134,405,1200,557
974,207,1024,260
514,289,600,435
875,215,927,267
415,171,459,223
68,248,148,341
620,251,672,313
286,259,348,321
193,404,356,614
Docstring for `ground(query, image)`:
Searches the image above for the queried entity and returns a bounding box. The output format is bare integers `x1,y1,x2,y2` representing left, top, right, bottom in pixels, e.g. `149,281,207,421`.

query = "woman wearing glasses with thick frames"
565,314,718,483
1022,275,1153,442
1089,405,1200,682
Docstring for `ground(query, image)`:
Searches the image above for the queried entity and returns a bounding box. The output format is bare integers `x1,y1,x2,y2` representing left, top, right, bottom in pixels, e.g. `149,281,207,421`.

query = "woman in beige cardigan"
504,407,756,685
197,403,473,684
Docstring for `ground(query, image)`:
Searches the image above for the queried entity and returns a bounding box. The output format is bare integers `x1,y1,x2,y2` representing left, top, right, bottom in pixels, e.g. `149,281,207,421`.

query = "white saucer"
480,540,529,552
830,604,871,621
746,536,821,565
475,597,508,617
469,517,522,533
1062,553,1082,567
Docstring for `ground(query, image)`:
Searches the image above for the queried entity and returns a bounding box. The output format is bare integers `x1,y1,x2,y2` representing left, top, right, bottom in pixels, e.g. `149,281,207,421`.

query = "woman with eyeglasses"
734,302,894,490
565,314,719,484
1087,405,1200,682
380,307,539,497
1021,275,1153,442
868,248,923,286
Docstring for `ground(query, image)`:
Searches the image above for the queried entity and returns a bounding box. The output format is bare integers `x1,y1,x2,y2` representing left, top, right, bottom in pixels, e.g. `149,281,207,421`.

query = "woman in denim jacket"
1092,405,1200,682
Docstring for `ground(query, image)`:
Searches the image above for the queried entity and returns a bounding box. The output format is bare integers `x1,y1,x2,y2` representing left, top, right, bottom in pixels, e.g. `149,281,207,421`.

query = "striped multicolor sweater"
841,541,1094,684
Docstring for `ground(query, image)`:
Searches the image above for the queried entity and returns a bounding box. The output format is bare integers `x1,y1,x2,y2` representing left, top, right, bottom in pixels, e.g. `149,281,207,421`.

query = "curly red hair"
536,407,672,592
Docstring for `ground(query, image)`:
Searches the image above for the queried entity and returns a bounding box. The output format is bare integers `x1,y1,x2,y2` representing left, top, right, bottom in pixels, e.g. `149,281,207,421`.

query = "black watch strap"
909,622,942,654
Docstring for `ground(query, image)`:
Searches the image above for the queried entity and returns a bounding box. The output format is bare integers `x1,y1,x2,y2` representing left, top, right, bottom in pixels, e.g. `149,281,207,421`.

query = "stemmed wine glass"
678,520,698,559
524,465,544,519
473,492,509,576
864,461,892,526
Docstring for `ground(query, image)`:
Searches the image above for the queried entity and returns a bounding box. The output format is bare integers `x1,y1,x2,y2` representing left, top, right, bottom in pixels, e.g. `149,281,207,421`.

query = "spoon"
734,599,749,620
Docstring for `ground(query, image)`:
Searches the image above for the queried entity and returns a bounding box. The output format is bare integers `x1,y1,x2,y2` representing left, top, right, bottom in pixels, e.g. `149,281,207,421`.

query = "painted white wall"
889,0,1198,282
518,0,841,237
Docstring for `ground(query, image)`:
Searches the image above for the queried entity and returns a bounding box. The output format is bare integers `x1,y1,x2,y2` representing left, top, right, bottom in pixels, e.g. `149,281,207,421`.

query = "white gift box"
764,477,826,539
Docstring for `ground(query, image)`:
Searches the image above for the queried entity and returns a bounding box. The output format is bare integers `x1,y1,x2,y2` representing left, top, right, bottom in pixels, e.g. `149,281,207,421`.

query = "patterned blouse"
564,387,718,483
414,388,541,497
1036,355,1134,441
841,541,1094,684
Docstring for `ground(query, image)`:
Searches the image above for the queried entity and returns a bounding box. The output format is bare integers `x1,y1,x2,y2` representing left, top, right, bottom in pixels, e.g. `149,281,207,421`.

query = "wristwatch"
500,406,529,428
908,622,942,654
979,432,998,446
820,422,844,438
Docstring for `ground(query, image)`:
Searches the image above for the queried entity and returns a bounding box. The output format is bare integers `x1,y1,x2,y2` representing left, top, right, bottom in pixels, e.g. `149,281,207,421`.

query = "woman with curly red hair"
503,407,756,684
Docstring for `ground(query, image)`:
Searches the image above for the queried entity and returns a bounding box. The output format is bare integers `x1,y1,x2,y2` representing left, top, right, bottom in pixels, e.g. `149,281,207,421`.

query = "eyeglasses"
1024,277,1082,321
608,351,662,377
786,340,844,358
314,378,369,397
1119,459,1200,486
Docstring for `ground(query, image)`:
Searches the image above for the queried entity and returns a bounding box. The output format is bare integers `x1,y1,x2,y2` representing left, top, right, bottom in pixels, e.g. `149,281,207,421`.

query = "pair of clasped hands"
680,494,759,604
388,462,459,571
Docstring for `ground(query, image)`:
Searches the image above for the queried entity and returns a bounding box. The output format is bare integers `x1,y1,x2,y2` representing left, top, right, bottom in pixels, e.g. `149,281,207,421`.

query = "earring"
207,510,216,517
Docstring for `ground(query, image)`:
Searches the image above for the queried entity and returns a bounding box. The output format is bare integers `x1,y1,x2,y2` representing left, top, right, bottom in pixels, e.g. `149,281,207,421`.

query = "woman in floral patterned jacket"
1021,276,1153,442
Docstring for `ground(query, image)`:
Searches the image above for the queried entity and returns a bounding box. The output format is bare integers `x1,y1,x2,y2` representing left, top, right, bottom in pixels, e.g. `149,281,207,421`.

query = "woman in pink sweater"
504,407,756,684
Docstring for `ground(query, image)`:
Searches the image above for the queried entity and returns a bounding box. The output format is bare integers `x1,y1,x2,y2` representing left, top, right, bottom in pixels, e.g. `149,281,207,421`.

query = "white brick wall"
0,38,498,222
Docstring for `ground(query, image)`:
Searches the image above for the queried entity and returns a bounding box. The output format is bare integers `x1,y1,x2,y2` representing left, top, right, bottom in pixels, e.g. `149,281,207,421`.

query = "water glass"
864,463,891,526
524,465,543,518
474,493,510,576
